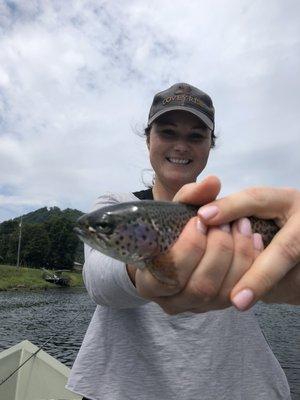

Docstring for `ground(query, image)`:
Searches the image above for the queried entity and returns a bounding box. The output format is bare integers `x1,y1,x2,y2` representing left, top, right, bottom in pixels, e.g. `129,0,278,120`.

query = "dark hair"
144,122,216,148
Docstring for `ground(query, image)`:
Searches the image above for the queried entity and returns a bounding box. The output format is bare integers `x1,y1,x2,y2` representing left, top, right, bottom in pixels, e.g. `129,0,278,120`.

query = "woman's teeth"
167,157,191,165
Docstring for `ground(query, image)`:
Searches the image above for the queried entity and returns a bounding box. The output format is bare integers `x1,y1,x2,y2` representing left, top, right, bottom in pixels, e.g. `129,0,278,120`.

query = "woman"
67,83,295,400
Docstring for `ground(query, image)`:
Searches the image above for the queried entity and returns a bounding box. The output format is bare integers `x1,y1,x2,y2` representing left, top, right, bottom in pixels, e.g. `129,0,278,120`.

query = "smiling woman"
67,83,292,400
146,111,212,199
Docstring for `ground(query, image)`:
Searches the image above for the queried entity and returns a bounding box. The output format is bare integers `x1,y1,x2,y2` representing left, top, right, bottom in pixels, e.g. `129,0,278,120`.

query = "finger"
136,217,207,298
230,214,300,310
186,224,233,302
173,175,221,205
218,218,255,302
198,187,298,226
156,224,233,314
161,226,265,314
253,233,264,258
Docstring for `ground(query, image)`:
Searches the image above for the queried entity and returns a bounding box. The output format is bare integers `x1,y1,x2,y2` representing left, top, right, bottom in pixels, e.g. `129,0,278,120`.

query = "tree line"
0,207,84,269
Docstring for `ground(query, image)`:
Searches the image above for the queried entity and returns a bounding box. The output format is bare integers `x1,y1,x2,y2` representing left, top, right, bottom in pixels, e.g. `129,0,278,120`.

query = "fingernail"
232,289,254,311
198,205,219,220
219,223,230,233
253,233,264,250
196,218,207,234
237,218,252,237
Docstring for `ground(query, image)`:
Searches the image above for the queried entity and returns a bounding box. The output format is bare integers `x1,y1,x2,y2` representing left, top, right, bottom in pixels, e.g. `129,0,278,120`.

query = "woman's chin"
163,173,195,191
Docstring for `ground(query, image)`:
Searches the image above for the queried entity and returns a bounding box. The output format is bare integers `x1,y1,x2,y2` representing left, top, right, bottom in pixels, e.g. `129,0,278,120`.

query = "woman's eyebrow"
192,124,207,130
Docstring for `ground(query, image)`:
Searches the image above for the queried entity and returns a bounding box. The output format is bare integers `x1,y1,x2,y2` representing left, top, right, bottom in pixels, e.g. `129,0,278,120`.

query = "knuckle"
253,269,274,293
214,237,233,255
277,238,300,265
245,187,268,207
192,239,206,255
190,279,219,301
235,242,253,261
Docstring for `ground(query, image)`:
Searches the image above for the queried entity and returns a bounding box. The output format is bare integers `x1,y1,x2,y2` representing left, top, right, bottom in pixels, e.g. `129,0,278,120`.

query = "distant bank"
0,265,84,291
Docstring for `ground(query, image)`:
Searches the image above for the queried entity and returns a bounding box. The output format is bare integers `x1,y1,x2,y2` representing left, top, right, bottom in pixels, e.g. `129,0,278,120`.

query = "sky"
0,0,299,222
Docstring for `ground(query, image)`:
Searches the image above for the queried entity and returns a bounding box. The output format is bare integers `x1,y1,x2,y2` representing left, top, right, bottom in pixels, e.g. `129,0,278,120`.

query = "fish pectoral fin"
133,261,147,270
145,252,179,286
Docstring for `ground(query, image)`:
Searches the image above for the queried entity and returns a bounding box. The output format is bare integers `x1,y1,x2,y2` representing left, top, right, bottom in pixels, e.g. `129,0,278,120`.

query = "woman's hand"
133,176,262,314
197,185,300,310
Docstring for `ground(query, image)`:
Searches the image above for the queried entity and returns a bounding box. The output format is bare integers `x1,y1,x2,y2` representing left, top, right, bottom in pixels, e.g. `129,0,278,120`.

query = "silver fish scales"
75,201,279,284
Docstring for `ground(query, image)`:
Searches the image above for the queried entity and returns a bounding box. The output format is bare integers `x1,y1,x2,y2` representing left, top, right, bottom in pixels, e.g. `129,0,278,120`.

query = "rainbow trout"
75,201,279,284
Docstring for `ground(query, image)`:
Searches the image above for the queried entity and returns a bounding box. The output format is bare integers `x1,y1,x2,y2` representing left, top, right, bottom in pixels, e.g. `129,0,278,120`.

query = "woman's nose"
173,138,189,151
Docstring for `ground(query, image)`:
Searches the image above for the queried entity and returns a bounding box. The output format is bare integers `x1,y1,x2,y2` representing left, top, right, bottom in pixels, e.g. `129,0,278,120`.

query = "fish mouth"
74,226,93,244
74,226,110,248
74,227,87,239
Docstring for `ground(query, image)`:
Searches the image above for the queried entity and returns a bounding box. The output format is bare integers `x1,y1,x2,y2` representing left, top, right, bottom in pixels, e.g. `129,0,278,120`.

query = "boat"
42,269,71,287
0,340,81,400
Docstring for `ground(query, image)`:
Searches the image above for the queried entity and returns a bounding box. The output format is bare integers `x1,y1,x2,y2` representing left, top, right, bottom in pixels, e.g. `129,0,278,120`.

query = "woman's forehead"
154,110,207,129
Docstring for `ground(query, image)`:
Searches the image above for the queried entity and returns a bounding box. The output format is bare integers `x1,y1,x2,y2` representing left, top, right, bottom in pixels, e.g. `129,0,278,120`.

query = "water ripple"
0,289,299,398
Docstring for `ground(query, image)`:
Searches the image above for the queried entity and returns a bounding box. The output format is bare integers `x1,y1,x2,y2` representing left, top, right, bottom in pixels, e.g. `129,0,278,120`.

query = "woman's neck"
152,178,179,201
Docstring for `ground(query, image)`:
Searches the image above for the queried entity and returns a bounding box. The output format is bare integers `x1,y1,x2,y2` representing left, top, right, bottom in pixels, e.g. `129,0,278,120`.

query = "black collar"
132,188,154,200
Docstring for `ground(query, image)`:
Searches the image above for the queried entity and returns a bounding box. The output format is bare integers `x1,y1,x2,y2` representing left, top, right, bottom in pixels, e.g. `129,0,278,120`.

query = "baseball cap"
148,82,214,130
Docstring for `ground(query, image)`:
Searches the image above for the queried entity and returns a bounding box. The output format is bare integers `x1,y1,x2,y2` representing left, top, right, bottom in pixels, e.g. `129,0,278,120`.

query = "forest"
0,206,84,269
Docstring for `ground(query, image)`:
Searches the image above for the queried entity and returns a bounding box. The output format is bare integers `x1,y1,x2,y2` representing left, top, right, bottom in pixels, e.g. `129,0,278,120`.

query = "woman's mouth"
166,157,192,165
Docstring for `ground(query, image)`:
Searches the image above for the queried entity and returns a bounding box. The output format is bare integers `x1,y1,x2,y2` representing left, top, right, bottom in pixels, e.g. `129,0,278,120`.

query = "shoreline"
0,264,84,291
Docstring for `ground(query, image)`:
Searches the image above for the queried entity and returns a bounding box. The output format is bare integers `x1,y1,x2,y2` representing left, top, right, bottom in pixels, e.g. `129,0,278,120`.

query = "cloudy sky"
0,0,299,222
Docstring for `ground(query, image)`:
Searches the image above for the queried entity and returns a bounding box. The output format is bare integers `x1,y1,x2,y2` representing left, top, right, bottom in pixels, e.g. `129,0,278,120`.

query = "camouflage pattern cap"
148,82,214,130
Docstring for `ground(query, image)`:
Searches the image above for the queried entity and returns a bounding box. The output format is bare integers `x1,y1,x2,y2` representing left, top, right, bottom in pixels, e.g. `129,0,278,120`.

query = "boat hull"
0,340,80,400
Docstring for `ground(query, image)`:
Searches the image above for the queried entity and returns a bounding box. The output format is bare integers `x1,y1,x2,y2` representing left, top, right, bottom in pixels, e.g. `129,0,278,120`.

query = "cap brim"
148,106,214,130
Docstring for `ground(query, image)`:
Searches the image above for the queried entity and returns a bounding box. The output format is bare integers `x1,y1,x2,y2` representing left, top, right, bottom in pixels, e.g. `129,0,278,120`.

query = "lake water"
0,288,299,399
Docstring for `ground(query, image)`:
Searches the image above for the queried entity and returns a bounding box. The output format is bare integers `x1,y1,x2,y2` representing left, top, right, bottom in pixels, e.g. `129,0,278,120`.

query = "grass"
0,264,84,291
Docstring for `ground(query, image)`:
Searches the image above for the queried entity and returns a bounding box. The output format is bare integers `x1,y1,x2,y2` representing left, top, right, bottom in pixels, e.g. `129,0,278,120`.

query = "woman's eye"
159,130,175,138
189,133,205,142
157,130,207,142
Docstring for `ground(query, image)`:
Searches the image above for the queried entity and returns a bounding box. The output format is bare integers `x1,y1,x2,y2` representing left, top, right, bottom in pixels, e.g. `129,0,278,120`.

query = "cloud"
0,0,299,221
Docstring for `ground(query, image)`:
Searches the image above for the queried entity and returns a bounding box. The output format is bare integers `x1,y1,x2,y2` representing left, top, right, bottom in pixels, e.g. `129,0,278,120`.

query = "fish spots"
249,216,279,246
106,219,160,261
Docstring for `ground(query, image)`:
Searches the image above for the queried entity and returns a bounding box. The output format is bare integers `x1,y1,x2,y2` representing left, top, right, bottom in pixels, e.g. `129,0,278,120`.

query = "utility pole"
16,215,22,268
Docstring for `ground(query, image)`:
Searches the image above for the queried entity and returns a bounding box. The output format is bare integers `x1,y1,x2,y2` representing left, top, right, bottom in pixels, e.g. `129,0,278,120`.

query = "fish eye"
94,218,115,234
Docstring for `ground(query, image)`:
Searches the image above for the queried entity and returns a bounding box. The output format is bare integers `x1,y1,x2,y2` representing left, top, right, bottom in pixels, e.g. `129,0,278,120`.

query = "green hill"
0,207,84,269
12,206,83,225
